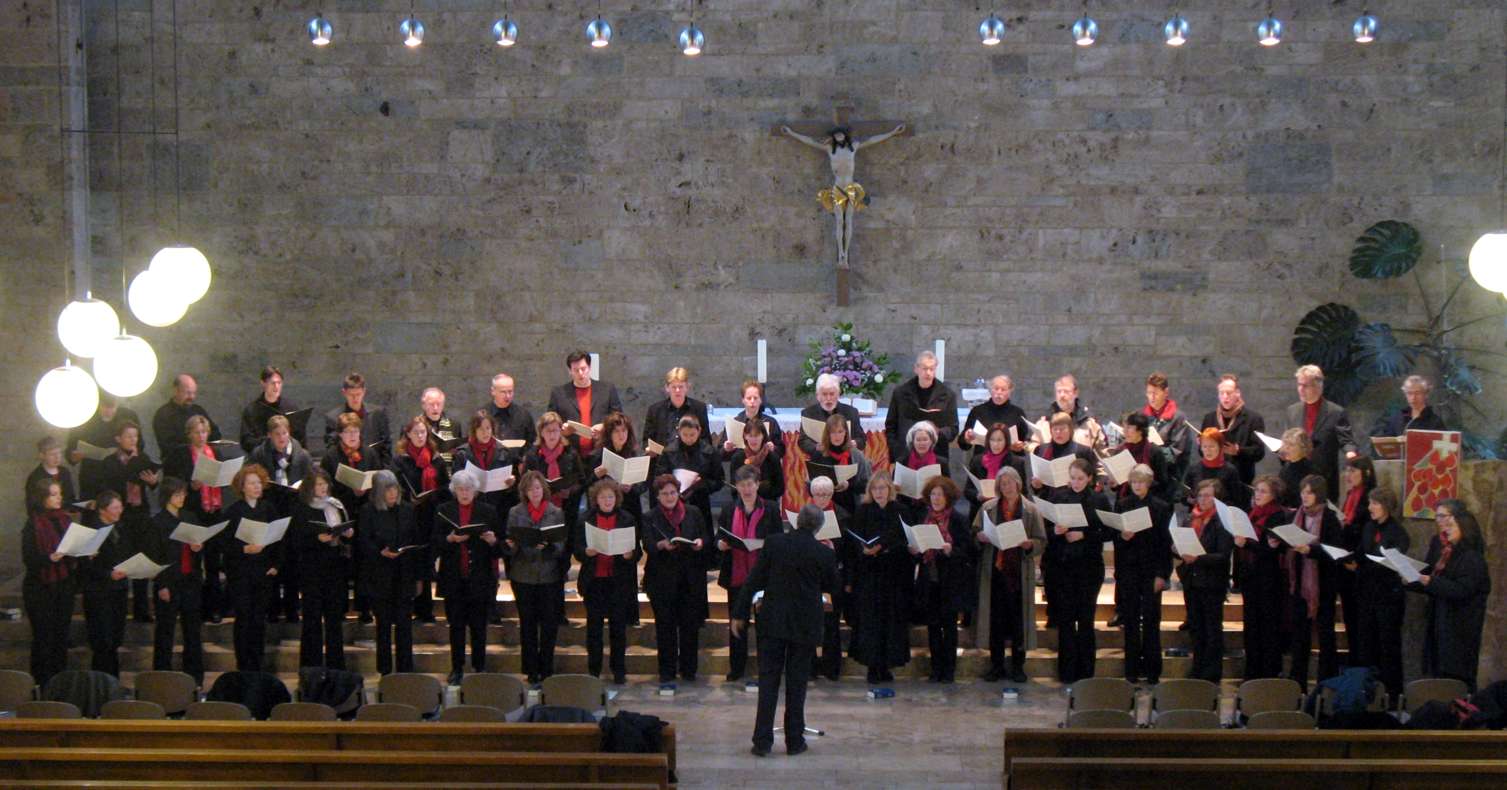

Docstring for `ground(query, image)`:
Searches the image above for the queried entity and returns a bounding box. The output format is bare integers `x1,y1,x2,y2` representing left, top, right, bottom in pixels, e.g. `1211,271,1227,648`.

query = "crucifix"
772,97,909,306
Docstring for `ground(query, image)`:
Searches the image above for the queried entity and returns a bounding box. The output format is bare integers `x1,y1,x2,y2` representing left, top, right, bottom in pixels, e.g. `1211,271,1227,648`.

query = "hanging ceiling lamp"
978,11,1006,46
93,334,158,398
1256,4,1282,46
127,268,187,327
35,361,100,429
1163,11,1188,46
307,13,332,46
1352,9,1378,44
1072,3,1098,46
678,23,705,56
401,1,425,48
148,245,211,304
493,17,518,46
586,15,613,47
56,296,120,358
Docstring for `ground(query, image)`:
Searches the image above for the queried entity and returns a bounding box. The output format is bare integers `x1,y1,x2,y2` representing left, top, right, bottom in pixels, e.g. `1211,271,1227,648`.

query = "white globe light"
93,334,158,397
1468,231,1507,293
149,245,211,303
128,269,188,327
56,298,120,358
35,362,100,428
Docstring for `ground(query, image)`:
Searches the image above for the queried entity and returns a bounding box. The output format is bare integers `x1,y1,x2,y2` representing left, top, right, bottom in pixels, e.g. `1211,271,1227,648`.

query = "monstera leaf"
1291,303,1362,371
1321,366,1370,406
1352,322,1414,378
1350,220,1422,279
1440,352,1483,397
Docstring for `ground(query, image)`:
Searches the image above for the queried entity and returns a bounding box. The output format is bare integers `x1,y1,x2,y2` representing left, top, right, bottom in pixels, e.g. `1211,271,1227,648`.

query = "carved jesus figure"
781,123,905,271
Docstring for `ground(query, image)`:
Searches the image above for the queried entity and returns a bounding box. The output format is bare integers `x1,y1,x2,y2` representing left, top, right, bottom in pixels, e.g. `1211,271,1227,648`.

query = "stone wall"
3,1,1506,571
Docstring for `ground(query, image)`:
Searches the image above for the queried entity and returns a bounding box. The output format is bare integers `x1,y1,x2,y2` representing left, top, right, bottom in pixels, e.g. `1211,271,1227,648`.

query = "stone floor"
606,675,1064,789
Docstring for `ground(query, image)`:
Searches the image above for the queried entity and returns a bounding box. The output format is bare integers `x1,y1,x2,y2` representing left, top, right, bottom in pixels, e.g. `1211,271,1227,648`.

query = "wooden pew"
1003,728,1507,779
0,720,677,778
1008,758,1507,790
0,748,670,789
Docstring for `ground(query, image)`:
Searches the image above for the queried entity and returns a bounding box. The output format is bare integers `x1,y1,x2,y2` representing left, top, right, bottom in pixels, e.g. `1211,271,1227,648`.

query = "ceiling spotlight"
586,15,612,48
1256,10,1282,46
1353,10,1378,43
400,14,425,47
1163,13,1188,46
307,14,332,46
979,13,1006,46
493,16,518,47
1072,11,1098,46
678,24,704,56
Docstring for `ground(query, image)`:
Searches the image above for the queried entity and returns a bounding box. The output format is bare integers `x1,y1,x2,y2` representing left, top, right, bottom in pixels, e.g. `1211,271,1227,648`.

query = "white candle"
757,339,767,383
589,353,600,381
934,339,946,382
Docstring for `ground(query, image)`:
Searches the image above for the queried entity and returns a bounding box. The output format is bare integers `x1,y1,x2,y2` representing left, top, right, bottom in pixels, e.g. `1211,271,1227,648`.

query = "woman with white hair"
433,468,501,685
896,420,941,515
806,474,849,680
358,469,418,675
1370,374,1447,440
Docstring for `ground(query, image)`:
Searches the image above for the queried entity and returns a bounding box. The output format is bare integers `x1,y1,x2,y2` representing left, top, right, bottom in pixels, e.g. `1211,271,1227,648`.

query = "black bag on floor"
297,667,364,718
206,671,291,720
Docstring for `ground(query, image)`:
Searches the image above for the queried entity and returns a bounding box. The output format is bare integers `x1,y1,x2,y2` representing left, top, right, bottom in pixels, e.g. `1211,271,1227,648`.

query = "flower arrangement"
795,322,895,400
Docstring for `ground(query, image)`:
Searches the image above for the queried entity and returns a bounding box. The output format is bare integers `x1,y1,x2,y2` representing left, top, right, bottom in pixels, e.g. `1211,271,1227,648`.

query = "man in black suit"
546,350,623,455
730,505,838,757
1285,365,1356,497
322,371,391,462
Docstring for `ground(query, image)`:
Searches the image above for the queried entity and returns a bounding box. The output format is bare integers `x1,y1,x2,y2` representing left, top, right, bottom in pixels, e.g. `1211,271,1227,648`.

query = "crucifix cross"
772,96,910,306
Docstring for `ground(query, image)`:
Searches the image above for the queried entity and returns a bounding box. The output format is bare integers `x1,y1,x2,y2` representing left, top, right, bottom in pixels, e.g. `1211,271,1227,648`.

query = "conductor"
730,504,839,757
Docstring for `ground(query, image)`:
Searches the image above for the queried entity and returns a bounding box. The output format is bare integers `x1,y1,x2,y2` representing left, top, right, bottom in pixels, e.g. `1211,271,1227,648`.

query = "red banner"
1403,429,1461,519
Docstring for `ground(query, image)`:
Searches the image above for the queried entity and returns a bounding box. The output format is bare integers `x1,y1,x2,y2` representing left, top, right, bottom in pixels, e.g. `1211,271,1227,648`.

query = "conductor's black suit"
731,523,838,754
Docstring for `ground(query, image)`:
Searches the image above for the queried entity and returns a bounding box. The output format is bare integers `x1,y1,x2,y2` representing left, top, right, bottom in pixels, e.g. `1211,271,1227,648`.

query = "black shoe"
1146,677,1160,686
824,670,841,682
1010,667,1029,684
526,673,540,685
880,670,895,682
1178,620,1191,631
447,671,463,686
680,672,696,682
750,745,770,757
659,675,675,684
1106,614,1124,628
982,667,1004,683
725,672,743,682
613,673,627,685
1126,676,1141,685
357,612,372,625
867,668,881,684
787,742,808,756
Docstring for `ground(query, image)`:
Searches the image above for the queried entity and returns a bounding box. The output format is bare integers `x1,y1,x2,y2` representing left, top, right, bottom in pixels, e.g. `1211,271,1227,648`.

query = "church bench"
6,784,658,790
0,748,670,789
1007,758,1507,789
1003,728,1507,776
0,720,675,776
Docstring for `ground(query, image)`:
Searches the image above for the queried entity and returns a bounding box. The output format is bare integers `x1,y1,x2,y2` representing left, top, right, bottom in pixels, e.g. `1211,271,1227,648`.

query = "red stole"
190,444,222,512
468,438,496,471
922,507,952,565
407,443,438,491
730,500,764,587
1341,485,1364,527
593,511,618,578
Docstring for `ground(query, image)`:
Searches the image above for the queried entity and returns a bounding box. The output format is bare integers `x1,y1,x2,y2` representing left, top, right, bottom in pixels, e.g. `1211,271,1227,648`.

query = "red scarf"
538,442,566,505
827,446,852,466
981,449,1007,481
526,499,550,524
407,442,438,492
906,449,938,469
1144,398,1178,422
730,500,764,587
1123,440,1151,465
994,498,1021,586
1341,485,1364,527
340,442,362,467
1248,502,1283,538
1435,539,1454,573
660,500,687,536
1303,401,1320,435
1287,505,1325,618
468,437,496,471
1201,455,1226,470
593,511,618,578
922,507,952,565
1189,503,1216,539
190,444,222,512
33,510,72,584
457,502,474,577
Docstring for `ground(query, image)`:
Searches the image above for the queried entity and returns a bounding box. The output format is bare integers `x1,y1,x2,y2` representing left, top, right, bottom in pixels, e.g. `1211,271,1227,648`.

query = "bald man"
152,374,220,457
958,375,1032,458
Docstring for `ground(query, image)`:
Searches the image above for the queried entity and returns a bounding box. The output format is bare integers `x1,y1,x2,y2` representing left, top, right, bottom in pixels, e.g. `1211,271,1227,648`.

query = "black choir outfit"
143,508,205,684
573,504,640,682
21,508,77,689
1239,502,1290,680
503,500,568,683
391,441,451,622
223,497,283,672
913,506,976,683
1201,405,1268,485
725,407,787,458
1043,484,1112,684
239,395,306,451
651,437,724,527
290,497,353,670
811,503,849,681
24,465,77,514
164,441,233,622
451,436,523,524
97,447,160,623
479,403,534,449
642,396,712,450
1141,399,1196,485
642,500,710,682
321,442,386,621
796,401,865,459
809,444,871,520
1111,491,1172,684
80,510,135,677
1370,405,1446,439
971,497,1044,683
321,402,392,461
884,376,959,463
727,445,786,505
587,439,647,525
1285,398,1355,501
68,405,141,500
1280,504,1343,690
1176,504,1234,682
152,400,220,458
248,437,315,622
1354,513,1409,693
845,499,912,681
1276,456,1315,509
1045,399,1103,452
521,439,586,537
1182,456,1246,509
963,448,1027,529
958,398,1033,456
1335,481,1372,671
358,500,419,674
547,380,625,431
1409,535,1490,690
716,497,781,682
433,499,501,680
